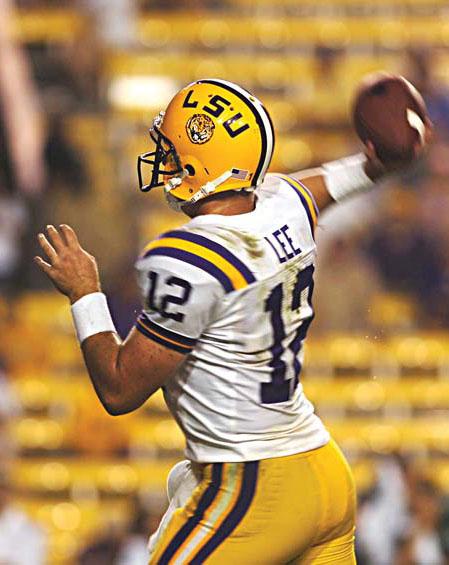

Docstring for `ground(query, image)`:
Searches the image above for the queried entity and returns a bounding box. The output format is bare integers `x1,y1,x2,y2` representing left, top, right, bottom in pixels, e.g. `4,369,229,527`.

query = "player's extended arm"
292,137,430,213
34,225,184,416
289,144,382,212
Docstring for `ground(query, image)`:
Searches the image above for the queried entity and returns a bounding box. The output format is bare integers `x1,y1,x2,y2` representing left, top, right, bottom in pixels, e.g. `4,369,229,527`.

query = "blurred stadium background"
1,0,449,563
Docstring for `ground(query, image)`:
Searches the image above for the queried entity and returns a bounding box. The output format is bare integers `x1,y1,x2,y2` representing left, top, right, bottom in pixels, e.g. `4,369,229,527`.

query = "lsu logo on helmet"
186,114,215,144
137,79,275,211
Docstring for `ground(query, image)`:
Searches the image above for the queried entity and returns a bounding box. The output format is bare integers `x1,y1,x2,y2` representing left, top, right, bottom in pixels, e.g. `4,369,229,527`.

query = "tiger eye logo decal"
186,114,215,144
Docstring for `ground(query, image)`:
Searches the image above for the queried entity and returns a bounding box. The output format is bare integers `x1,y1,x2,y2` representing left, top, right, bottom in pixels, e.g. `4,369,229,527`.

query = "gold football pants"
150,439,356,564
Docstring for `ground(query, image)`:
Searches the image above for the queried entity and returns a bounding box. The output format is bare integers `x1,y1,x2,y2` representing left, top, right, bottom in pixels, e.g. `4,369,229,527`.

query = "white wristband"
323,153,374,203
71,292,116,344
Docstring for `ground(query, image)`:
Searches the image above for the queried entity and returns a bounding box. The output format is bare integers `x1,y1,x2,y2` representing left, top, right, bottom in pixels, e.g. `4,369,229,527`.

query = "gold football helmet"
138,79,275,211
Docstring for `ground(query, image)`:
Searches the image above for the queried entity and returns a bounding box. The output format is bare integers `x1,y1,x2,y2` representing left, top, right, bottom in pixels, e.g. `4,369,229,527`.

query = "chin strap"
164,169,236,211
189,170,234,204
164,169,188,192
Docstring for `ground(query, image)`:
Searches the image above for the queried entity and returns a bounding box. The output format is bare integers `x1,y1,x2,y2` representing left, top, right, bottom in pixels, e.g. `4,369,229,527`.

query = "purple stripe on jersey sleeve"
135,321,193,355
164,230,256,284
144,247,234,293
138,312,197,348
286,175,320,216
278,177,315,237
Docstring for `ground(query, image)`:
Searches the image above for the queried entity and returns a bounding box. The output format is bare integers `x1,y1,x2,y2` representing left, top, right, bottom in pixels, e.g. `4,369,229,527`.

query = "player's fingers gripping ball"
353,72,433,171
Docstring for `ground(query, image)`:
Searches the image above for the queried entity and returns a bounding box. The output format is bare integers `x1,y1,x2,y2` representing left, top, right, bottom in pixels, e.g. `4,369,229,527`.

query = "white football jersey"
135,173,329,463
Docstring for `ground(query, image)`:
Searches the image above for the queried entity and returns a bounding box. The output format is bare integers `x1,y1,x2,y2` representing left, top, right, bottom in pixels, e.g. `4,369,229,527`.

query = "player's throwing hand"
34,224,101,304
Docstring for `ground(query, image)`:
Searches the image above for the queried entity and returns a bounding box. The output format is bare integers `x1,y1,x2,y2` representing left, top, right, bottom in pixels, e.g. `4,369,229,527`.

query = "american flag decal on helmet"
231,168,249,180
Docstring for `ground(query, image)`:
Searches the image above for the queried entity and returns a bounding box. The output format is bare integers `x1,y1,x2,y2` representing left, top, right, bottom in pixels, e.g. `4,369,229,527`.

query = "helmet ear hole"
185,164,195,176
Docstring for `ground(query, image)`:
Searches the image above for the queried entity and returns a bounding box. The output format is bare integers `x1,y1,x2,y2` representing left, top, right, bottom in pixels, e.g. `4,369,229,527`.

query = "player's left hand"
35,224,101,304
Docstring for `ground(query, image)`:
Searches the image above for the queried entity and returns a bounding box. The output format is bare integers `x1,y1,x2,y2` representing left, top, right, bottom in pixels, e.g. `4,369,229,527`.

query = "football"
352,72,429,165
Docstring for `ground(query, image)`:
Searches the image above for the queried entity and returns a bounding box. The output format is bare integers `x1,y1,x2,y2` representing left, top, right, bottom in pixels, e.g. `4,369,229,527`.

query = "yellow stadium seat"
328,418,449,454
11,458,177,495
13,9,87,43
6,332,82,372
350,458,449,496
14,292,73,333
386,335,449,376
198,19,232,48
12,373,87,416
325,334,378,375
1,323,47,369
135,13,449,49
67,392,132,455
16,497,130,565
129,417,184,456
13,378,53,413
304,379,387,412
302,338,333,376
304,377,449,412
12,9,449,50
255,20,291,49
369,292,417,330
10,418,68,452
256,58,291,90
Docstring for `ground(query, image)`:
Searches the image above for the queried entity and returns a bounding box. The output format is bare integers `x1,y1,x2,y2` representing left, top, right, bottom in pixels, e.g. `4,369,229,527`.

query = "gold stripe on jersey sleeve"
142,237,249,290
136,318,194,352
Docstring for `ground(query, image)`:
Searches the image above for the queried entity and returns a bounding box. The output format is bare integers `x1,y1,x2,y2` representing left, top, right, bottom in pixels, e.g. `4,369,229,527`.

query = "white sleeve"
134,252,223,354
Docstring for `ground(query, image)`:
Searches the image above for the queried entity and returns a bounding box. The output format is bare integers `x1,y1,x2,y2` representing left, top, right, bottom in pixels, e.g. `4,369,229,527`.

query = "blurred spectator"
363,186,447,326
356,456,410,565
313,235,383,334
15,0,70,5
78,496,166,565
308,44,348,126
395,480,446,565
0,0,47,294
45,116,88,195
116,498,155,565
83,0,137,48
28,28,100,112
439,501,449,561
141,0,225,11
78,521,124,565
0,356,22,464
8,114,90,292
0,195,28,294
0,472,47,565
406,48,449,141
10,116,89,292
0,0,46,197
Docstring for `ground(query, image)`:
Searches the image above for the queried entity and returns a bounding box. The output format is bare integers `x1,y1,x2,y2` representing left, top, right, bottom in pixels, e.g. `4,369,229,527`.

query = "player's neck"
185,191,256,218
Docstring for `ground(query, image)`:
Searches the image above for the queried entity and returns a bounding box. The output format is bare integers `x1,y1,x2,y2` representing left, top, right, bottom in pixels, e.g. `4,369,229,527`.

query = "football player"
35,79,429,564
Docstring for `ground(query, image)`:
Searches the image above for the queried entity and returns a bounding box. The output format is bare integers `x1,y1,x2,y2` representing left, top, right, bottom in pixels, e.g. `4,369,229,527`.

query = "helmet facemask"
137,113,184,193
